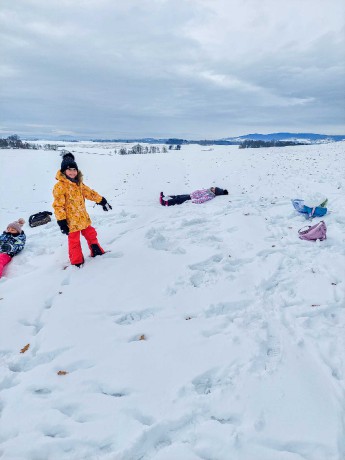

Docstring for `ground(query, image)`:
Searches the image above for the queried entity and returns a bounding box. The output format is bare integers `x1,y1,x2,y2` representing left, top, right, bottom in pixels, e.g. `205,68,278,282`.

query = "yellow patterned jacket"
52,171,102,232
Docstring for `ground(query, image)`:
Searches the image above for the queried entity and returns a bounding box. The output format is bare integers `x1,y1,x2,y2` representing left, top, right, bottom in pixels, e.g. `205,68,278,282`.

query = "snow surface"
0,142,345,460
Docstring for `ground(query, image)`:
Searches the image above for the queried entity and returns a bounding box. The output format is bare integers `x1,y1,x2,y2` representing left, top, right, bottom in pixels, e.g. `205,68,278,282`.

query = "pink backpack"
298,220,327,241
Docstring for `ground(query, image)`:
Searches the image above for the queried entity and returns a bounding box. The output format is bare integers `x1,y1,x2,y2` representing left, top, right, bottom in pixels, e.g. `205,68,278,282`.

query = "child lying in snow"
160,187,228,206
0,218,26,278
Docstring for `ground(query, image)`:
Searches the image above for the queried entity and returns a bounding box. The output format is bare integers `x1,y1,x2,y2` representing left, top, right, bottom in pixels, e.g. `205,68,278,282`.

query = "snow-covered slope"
1,142,345,460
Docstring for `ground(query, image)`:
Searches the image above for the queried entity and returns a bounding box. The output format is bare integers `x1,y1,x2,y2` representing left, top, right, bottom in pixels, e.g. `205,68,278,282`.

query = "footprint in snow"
100,388,129,398
188,254,223,287
204,300,251,318
18,318,44,335
30,386,53,397
41,425,68,438
115,308,155,325
44,296,55,309
210,413,242,426
61,275,70,286
180,217,208,227
146,228,170,251
53,402,98,423
188,254,223,271
191,367,235,396
264,331,282,374
125,408,154,426
0,374,19,391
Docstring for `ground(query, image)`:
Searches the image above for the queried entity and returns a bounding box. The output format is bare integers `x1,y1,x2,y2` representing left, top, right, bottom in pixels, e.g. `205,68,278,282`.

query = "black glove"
57,219,69,235
98,197,112,212
0,242,12,253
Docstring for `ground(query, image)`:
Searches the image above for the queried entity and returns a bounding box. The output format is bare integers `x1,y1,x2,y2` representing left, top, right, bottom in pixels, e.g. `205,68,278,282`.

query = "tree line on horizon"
1,134,312,152
116,144,168,155
239,139,308,149
0,135,59,151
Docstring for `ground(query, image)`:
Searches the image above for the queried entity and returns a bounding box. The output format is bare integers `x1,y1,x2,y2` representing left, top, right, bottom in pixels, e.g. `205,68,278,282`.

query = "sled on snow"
291,198,328,219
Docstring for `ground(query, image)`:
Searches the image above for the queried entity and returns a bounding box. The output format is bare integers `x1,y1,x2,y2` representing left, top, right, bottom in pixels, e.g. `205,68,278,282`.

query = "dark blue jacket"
0,231,26,257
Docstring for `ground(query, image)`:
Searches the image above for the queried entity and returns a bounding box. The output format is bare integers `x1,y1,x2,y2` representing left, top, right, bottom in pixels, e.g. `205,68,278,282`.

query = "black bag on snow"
29,211,53,228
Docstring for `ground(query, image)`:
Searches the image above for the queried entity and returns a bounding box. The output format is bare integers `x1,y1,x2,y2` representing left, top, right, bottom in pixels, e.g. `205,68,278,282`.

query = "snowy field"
1,141,345,460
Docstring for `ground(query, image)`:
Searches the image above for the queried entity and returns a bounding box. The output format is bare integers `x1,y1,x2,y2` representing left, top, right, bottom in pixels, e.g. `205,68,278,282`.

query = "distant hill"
224,133,345,142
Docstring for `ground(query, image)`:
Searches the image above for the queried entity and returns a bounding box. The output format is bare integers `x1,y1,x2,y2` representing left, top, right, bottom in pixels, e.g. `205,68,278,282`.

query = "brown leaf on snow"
139,334,146,341
57,370,69,375
20,344,30,354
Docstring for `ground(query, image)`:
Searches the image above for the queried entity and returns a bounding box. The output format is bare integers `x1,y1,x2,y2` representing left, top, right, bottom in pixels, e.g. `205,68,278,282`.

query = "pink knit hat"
7,218,25,233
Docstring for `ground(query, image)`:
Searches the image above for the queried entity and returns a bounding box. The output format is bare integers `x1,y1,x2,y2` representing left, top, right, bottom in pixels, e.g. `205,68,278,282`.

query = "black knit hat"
214,187,228,196
60,153,78,173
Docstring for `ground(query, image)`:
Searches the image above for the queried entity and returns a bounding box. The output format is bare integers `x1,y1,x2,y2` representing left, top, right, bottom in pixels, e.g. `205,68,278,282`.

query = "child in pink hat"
0,218,26,278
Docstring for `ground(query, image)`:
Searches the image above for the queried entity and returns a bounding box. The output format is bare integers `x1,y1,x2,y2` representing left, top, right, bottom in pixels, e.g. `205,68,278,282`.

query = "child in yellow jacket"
53,153,112,267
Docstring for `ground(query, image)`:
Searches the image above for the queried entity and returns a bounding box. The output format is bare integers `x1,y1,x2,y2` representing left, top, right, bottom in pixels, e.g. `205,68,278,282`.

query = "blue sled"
292,199,327,218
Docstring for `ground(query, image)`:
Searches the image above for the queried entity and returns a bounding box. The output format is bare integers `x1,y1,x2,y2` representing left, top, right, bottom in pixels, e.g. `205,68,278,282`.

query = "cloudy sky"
1,0,344,139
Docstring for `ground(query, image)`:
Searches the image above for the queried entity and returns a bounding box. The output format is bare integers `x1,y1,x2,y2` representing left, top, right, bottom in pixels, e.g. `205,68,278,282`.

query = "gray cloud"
1,0,344,138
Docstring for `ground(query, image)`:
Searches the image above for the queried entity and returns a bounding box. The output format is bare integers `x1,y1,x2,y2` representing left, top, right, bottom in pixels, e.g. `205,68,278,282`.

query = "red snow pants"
68,226,104,265
0,253,11,278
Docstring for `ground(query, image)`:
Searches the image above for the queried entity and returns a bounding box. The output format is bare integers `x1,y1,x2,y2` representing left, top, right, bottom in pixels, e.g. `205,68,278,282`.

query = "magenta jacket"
190,189,216,204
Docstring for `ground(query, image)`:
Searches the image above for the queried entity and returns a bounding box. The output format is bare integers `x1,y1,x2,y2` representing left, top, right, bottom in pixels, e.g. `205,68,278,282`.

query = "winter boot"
160,192,170,206
73,257,84,268
91,244,104,257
